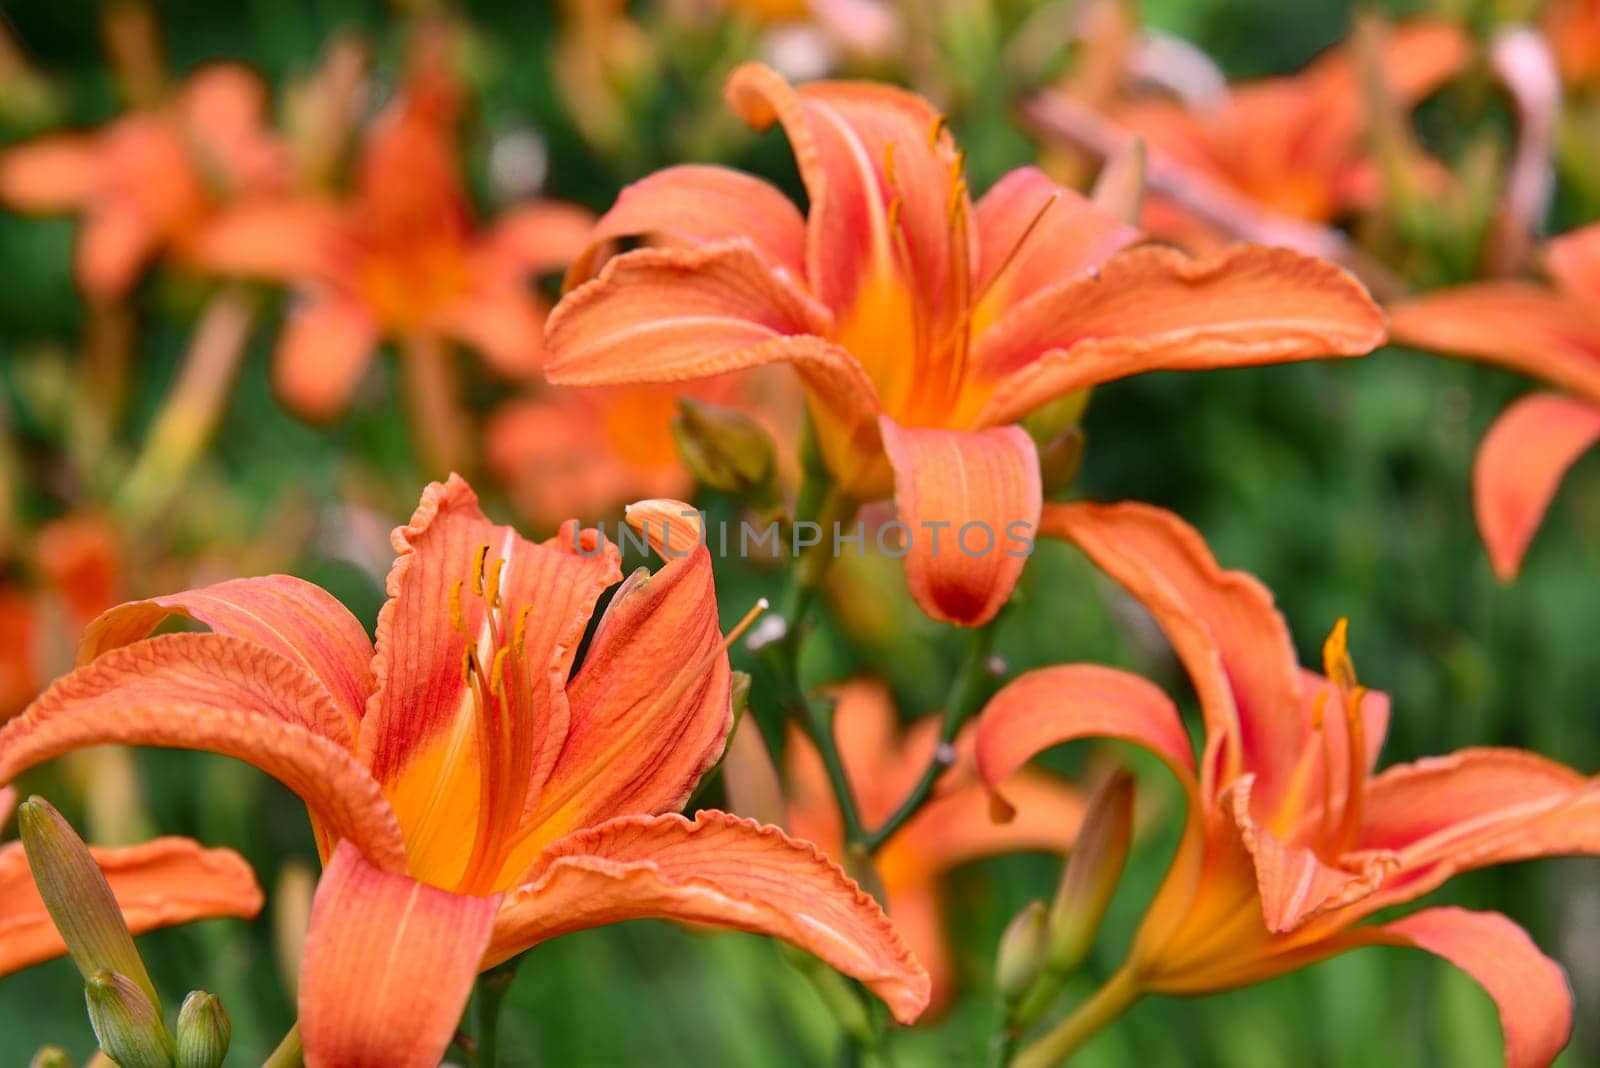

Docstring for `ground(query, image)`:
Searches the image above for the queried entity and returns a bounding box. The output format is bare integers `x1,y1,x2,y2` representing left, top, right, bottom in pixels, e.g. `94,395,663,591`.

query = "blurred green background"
1,0,1596,1064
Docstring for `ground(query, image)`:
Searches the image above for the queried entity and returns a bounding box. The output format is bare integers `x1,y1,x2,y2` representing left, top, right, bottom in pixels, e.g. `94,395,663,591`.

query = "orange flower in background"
1389,223,1600,579
1544,0,1600,91
1092,21,1467,251
0,65,290,301
0,786,263,977
197,29,595,425
976,502,1599,1066
0,478,929,1067
786,680,1083,1008
546,63,1385,627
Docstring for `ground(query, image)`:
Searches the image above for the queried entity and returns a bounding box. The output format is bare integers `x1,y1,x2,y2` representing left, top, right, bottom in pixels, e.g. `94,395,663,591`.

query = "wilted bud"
1037,427,1086,498
28,1047,73,1068
995,900,1050,1004
84,971,173,1068
173,991,230,1068
17,798,159,1009
671,397,777,498
1048,770,1135,971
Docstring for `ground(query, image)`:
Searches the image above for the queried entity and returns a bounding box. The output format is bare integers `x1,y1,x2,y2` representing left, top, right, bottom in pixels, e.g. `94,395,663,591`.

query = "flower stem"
864,622,998,853
1010,966,1141,1068
262,1023,303,1068
400,332,472,478
476,959,519,1067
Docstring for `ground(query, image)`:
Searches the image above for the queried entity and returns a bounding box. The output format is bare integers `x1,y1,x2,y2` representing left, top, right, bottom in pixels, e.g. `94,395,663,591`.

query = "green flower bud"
1048,770,1135,972
995,900,1050,1005
671,397,777,498
84,971,174,1068
28,1047,74,1068
174,991,231,1068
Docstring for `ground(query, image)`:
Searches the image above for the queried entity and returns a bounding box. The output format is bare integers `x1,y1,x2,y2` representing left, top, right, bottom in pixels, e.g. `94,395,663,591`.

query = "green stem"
864,623,998,853
262,1023,303,1068
1010,967,1141,1068
476,959,519,1067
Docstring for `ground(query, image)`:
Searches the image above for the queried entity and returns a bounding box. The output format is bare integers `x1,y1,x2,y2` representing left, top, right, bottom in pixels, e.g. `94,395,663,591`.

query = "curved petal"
434,279,546,378
189,199,345,284
1544,223,1600,306
488,811,931,1024
359,476,621,888
880,883,953,1013
1041,501,1302,808
972,166,1140,313
484,200,598,278
77,204,158,301
78,575,376,741
974,664,1198,818
972,245,1386,428
518,511,730,850
1350,908,1572,1068
1472,393,1600,581
273,293,380,422
0,633,407,872
299,842,498,1068
0,136,102,212
880,420,1040,627
725,62,969,322
0,837,263,976
575,164,807,280
1388,282,1600,408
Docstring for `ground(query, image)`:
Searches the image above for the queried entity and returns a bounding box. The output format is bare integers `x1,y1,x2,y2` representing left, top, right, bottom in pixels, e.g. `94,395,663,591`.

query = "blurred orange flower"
1544,0,1600,91
977,502,1598,1067
0,478,928,1067
547,63,1384,627
1389,223,1600,579
786,680,1083,1008
0,65,290,302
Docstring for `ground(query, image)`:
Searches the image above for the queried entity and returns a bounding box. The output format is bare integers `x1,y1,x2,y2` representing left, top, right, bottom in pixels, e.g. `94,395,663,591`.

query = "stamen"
928,114,948,149
459,647,473,684
972,191,1059,308
471,543,491,597
448,579,466,634
512,605,532,658
485,556,506,609
489,646,509,695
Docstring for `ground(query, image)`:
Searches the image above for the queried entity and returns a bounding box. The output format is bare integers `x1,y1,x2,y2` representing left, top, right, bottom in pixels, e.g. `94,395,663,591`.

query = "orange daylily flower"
1091,21,1467,251
0,64,290,301
0,786,264,977
785,680,1084,1008
975,501,1599,1067
545,63,1385,627
196,31,596,424
0,478,929,1067
1389,223,1600,579
1544,0,1600,91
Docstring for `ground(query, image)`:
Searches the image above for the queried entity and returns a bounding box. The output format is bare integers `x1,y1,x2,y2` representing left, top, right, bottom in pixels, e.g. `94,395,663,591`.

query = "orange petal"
1472,393,1600,581
881,884,954,1012
299,842,498,1068
489,811,931,1024
77,204,158,301
576,164,807,280
0,136,101,212
724,62,969,322
189,199,345,283
972,245,1385,428
975,664,1197,816
78,574,376,740
1543,223,1600,305
1388,282,1600,408
0,633,407,872
1041,501,1303,808
879,420,1040,627
483,200,598,278
178,65,289,193
520,517,730,846
1353,908,1571,1068
273,294,380,422
359,476,621,886
972,166,1139,312
0,836,263,976
434,278,547,378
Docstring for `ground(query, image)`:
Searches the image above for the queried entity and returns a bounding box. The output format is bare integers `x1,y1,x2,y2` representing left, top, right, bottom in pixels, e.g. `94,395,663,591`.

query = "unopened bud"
729,670,752,722
1021,389,1090,448
174,991,230,1068
1037,427,1086,497
28,1047,73,1068
84,971,173,1068
1048,770,1135,971
995,900,1050,1003
671,397,777,497
17,798,159,1009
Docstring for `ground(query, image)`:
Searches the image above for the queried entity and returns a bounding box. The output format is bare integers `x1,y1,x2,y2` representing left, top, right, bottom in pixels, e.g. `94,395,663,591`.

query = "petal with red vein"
1472,393,1600,581
0,633,406,871
489,811,931,1024
880,420,1040,627
299,842,497,1068
973,245,1385,427
0,837,263,977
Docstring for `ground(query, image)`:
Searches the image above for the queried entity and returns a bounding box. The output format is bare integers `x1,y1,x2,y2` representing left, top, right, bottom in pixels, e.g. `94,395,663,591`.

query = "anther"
448,579,466,634
471,543,491,597
485,556,506,608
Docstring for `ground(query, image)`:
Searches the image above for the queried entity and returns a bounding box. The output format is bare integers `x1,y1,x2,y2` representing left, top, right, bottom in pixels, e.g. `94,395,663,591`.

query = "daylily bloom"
0,786,264,978
1544,0,1600,92
1080,21,1467,252
975,501,1599,1067
195,29,596,430
0,65,290,302
1389,223,1600,579
785,679,1084,1008
545,63,1385,627
0,478,929,1067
